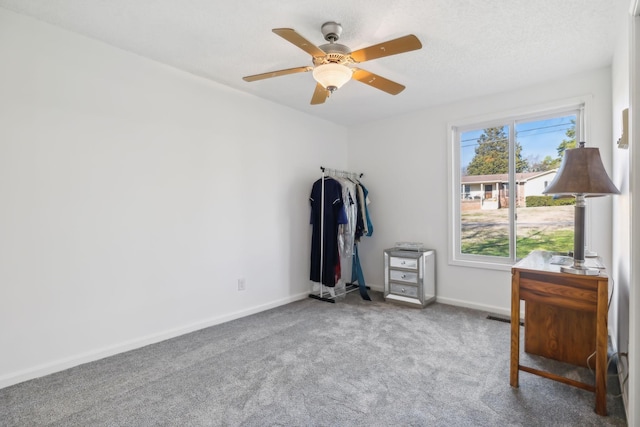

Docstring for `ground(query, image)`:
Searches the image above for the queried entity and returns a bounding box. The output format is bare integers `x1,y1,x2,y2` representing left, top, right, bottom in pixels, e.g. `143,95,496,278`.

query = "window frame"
447,97,590,271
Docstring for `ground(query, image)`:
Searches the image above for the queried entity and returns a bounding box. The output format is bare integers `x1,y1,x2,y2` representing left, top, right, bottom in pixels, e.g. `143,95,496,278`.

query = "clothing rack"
309,166,371,303
320,166,364,180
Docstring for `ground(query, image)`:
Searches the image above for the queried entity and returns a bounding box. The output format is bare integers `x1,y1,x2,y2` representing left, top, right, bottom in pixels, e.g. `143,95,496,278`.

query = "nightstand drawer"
390,283,419,298
390,269,418,283
389,257,418,270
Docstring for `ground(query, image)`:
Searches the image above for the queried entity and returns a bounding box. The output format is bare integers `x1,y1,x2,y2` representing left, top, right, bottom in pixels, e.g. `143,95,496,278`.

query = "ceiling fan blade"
243,66,313,82
310,83,329,105
352,69,406,95
272,28,326,58
349,34,422,63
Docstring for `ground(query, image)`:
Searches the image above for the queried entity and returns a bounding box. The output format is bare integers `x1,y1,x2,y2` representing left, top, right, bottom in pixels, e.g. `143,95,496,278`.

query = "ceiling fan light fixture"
312,63,352,92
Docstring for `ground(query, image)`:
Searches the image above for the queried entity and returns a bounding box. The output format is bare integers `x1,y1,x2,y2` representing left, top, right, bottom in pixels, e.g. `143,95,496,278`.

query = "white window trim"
447,95,593,271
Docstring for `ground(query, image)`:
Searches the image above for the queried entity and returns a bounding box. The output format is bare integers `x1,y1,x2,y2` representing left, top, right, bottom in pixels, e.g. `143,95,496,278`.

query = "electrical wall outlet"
237,278,246,291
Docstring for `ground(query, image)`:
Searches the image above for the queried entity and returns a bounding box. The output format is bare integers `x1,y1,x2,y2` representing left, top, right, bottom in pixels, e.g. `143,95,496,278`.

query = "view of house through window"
457,110,579,261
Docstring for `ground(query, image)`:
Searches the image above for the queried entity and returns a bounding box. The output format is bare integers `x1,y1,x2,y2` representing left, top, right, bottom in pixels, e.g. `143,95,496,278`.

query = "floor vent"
486,315,523,326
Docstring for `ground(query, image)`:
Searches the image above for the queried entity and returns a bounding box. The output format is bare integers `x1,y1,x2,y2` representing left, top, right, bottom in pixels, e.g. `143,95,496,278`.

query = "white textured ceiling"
0,0,630,125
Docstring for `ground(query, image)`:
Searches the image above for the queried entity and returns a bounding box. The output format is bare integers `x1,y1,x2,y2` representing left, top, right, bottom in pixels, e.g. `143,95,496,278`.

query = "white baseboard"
367,285,514,317
617,356,630,421
435,295,512,317
366,283,384,293
0,291,309,390
368,285,517,317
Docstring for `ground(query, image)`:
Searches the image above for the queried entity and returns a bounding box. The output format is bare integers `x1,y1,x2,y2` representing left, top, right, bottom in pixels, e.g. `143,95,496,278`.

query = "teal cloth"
351,244,371,301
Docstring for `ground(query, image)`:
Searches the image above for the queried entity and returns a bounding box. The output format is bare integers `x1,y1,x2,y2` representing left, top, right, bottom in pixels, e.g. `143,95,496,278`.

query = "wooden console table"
510,250,608,416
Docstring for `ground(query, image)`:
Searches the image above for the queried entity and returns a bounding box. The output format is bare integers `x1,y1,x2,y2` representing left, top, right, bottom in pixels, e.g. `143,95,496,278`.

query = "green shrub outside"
526,196,575,207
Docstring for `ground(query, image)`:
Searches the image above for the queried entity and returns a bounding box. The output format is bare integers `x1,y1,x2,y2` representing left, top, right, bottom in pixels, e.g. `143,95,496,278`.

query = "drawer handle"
401,261,406,265
401,288,406,293
401,274,407,279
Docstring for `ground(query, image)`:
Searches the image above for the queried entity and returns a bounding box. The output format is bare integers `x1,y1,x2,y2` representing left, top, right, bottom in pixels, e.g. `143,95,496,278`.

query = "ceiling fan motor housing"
315,43,351,65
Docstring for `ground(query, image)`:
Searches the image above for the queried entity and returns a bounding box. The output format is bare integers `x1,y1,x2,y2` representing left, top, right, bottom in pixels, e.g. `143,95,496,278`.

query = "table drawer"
389,257,418,270
389,283,419,298
390,270,418,283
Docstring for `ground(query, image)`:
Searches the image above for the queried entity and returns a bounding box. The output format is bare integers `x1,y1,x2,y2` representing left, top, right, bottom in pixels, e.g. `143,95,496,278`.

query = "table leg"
594,278,608,416
510,271,520,387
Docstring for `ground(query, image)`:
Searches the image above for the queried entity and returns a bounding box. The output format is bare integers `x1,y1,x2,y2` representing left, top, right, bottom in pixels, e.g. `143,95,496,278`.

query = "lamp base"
560,264,600,276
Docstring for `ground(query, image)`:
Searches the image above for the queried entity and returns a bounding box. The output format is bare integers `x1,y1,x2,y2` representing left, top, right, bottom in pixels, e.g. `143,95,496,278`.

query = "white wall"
630,12,640,426
611,3,632,415
348,68,614,315
0,8,348,388
623,4,640,424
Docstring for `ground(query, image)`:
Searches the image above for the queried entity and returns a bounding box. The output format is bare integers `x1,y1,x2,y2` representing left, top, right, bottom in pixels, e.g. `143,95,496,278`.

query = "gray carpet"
0,291,627,426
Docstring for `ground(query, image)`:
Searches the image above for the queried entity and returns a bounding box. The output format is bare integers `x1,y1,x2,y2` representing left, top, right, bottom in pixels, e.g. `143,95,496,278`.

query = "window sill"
448,257,514,272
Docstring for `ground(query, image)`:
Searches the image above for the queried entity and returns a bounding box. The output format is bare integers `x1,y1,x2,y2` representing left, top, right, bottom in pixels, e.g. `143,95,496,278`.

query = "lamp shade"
543,142,620,196
312,63,352,92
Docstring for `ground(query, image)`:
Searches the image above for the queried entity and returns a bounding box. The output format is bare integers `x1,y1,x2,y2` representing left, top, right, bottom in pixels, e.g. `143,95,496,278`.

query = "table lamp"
542,141,619,275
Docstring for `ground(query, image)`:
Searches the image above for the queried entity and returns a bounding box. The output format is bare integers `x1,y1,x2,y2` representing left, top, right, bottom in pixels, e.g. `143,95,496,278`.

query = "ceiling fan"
242,22,422,105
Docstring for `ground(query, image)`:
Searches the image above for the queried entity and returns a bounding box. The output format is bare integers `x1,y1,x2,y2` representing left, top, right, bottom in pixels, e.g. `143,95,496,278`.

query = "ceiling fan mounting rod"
321,21,342,43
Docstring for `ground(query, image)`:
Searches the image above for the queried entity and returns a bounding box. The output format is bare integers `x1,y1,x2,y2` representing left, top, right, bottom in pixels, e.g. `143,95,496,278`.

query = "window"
450,104,584,269
462,184,471,199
